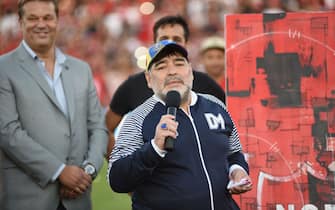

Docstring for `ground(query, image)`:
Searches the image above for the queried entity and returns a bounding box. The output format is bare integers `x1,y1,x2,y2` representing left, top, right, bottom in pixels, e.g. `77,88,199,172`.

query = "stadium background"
1,0,334,209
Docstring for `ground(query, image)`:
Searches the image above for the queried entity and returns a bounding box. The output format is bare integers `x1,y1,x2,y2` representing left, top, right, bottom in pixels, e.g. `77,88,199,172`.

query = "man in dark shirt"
105,15,226,157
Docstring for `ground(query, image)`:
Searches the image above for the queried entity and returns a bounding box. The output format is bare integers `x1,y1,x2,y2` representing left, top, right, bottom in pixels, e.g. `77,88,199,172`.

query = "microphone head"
165,90,181,107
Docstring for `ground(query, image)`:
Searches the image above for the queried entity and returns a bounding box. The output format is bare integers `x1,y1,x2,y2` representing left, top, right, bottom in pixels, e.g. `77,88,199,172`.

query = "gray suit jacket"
0,44,108,210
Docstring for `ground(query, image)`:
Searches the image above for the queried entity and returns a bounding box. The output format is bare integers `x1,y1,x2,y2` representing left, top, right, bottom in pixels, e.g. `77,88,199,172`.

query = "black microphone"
164,90,181,151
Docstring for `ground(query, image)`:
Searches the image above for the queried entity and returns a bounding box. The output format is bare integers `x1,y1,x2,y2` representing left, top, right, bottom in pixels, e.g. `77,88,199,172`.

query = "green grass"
92,161,131,210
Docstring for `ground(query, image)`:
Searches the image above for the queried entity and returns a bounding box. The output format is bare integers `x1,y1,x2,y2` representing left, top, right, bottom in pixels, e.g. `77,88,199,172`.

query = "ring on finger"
161,123,167,129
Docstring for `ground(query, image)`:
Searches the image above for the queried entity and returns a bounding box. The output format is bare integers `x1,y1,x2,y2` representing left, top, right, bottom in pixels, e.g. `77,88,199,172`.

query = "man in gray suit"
0,0,108,210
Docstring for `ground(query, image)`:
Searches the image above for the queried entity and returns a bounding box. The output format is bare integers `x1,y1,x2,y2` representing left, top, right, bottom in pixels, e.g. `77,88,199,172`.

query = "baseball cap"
146,40,188,71
200,36,225,54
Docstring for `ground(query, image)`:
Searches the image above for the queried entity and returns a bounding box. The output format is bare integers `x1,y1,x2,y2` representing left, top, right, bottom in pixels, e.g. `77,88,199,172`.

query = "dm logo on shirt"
204,113,226,130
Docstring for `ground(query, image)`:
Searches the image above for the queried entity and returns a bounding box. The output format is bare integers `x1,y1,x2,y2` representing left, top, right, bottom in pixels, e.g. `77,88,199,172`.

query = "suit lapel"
16,45,64,113
61,62,75,126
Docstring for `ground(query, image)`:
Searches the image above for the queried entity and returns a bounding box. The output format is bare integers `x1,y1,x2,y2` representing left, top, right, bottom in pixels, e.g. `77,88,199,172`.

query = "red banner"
226,11,335,210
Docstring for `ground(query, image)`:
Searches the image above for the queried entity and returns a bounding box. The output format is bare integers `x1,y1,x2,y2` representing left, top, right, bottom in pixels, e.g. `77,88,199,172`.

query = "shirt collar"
22,40,66,64
22,40,37,59
190,91,198,106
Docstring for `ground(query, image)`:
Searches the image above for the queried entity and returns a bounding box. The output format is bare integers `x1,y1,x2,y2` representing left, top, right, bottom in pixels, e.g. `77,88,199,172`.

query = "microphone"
164,90,181,151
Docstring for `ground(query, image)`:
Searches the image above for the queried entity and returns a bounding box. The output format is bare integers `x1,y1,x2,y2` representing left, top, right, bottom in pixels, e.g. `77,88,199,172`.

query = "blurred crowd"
1,0,334,107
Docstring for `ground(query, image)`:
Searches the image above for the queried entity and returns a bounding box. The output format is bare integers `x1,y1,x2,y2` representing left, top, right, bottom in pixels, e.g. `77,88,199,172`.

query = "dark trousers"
57,202,66,210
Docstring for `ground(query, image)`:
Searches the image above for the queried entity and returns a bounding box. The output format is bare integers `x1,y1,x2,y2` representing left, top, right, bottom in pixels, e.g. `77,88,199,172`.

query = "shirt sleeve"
51,164,66,182
151,139,167,157
107,111,163,193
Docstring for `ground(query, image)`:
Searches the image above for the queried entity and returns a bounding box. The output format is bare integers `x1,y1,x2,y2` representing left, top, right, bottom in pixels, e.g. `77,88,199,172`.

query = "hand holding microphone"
153,91,181,152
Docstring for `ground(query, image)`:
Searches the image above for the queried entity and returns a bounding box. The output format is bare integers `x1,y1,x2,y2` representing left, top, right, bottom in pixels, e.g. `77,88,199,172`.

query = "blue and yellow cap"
146,40,188,71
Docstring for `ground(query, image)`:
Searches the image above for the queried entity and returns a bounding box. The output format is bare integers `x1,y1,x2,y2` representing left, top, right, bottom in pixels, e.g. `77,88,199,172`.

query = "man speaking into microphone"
107,40,252,210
